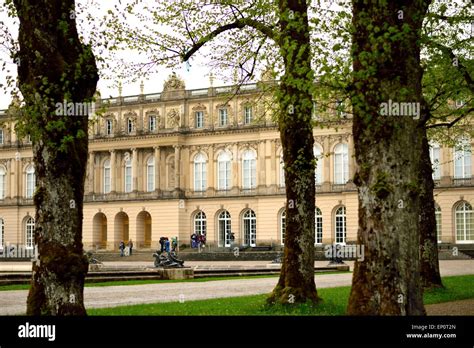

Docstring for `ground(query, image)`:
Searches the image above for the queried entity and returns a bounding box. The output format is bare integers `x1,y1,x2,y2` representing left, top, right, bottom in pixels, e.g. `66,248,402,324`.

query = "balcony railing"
453,177,473,186
1,174,472,206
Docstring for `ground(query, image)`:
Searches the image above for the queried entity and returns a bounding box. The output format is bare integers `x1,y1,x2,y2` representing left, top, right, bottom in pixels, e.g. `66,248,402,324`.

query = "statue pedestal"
157,267,194,280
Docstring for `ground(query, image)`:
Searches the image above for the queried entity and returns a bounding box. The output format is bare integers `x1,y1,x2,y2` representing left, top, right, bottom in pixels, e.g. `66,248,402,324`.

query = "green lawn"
0,271,350,292
87,274,474,316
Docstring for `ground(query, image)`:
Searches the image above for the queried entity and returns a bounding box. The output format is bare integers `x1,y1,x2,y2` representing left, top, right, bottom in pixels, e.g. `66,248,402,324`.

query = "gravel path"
0,260,472,315
0,273,352,315
425,299,474,316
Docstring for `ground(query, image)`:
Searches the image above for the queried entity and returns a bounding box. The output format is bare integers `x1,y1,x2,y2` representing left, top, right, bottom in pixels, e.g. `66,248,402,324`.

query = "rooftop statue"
163,72,186,91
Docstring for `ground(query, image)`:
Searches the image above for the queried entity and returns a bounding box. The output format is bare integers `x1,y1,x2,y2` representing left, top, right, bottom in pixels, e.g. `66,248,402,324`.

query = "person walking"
164,238,170,253
119,241,125,257
128,239,134,256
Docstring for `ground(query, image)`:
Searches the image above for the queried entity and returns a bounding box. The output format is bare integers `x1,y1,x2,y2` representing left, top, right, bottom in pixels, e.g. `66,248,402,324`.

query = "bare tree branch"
182,18,277,62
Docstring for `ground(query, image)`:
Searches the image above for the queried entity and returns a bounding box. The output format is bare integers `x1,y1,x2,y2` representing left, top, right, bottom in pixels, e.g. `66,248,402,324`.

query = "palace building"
0,73,472,251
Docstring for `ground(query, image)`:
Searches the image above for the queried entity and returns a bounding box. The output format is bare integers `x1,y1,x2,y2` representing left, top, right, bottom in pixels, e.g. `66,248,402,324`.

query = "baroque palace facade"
0,74,473,251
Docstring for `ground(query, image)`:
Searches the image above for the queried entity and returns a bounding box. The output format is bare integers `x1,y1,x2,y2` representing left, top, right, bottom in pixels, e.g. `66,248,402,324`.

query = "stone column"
110,150,116,193
174,145,181,192
132,148,138,192
88,152,95,194
6,159,11,199
154,146,161,192
11,156,21,198
323,136,331,191
208,145,215,192
347,134,356,188
232,143,239,192
269,139,276,188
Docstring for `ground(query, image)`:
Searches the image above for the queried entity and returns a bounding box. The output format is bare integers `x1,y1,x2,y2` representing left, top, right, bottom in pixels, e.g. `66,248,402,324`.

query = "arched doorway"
114,212,129,248
136,211,152,248
217,210,231,247
92,213,107,249
242,209,256,247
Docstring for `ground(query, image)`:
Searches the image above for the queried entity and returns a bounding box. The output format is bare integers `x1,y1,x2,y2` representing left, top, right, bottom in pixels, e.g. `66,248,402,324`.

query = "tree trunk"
419,131,443,289
14,0,98,315
267,0,320,305
347,0,430,315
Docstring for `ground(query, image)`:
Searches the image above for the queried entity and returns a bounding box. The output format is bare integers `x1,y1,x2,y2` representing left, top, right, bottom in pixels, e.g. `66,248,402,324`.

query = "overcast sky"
0,0,230,109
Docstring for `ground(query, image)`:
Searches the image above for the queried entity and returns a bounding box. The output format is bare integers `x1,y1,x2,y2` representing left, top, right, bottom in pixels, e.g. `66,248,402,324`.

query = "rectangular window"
104,168,111,194
195,111,204,128
149,116,156,132
454,140,472,179
147,164,154,192
26,174,35,198
106,119,113,135
0,129,3,145
125,167,132,193
336,100,346,118
430,146,441,180
0,173,5,199
243,159,256,189
194,163,207,191
279,157,285,187
0,220,4,250
218,161,231,190
244,106,252,124
315,214,323,244
127,119,134,134
435,210,442,243
219,109,228,126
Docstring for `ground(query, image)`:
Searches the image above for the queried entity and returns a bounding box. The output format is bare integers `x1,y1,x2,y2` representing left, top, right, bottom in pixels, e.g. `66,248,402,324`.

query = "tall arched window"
103,159,111,194
455,202,473,243
280,210,286,245
0,166,6,199
279,153,285,187
25,217,35,249
194,153,207,192
429,142,441,180
242,150,256,189
315,207,323,244
314,145,323,185
335,206,346,244
0,218,4,249
147,157,155,192
26,165,35,199
217,151,231,191
435,204,442,243
124,158,132,193
454,137,471,179
218,210,231,247
243,209,257,247
334,144,349,184
194,211,207,236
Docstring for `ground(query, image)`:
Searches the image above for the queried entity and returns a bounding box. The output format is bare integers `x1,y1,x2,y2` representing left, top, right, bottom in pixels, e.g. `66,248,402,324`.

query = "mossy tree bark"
267,0,319,305
347,0,430,315
164,0,320,305
13,0,98,315
419,132,443,289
